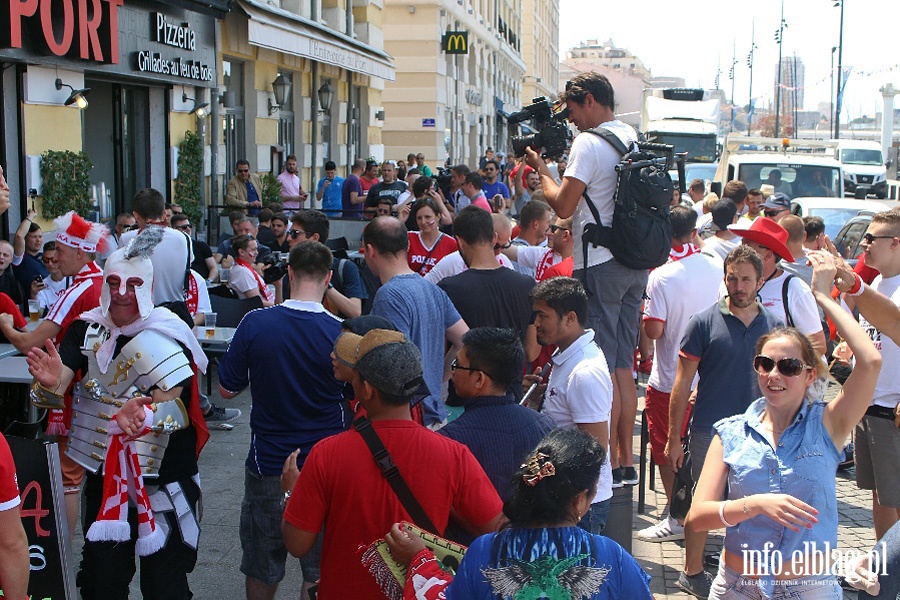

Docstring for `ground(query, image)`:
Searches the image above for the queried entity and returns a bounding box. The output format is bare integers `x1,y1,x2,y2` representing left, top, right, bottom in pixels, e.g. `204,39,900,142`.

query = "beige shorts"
855,414,900,507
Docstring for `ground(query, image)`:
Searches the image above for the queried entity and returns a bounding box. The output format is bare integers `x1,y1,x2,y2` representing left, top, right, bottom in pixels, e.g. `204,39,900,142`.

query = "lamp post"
831,46,837,138
729,43,738,132
834,0,845,139
773,1,787,138
747,23,757,135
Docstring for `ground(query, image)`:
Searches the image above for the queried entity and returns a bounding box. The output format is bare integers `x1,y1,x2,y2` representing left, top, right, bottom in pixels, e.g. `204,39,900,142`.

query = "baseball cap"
763,192,791,210
711,199,738,231
759,184,775,198
333,329,426,398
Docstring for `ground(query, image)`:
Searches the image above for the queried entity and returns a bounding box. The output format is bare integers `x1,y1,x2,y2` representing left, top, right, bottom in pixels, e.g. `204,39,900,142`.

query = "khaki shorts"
855,414,900,507
57,437,85,494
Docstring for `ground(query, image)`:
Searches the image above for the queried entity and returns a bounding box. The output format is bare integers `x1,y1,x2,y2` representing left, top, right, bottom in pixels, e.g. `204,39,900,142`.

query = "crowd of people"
1,71,899,600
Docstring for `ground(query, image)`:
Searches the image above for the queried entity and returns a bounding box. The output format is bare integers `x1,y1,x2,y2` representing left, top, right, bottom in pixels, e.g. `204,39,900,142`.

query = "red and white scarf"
668,242,701,263
234,259,273,303
85,407,165,556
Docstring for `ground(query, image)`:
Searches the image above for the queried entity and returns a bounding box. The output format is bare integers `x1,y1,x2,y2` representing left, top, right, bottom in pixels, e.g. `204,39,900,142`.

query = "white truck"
640,88,720,164
714,136,843,199
834,140,888,199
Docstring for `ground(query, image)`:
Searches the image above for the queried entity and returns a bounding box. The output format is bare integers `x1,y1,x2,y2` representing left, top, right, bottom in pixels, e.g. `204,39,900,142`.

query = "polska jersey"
407,232,458,276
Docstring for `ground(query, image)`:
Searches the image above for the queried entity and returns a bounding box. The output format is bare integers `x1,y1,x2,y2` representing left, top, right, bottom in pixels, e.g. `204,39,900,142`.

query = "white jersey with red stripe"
46,261,104,345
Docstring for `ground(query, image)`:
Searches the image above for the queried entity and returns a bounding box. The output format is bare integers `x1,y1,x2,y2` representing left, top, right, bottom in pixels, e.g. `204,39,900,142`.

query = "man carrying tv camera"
523,71,645,493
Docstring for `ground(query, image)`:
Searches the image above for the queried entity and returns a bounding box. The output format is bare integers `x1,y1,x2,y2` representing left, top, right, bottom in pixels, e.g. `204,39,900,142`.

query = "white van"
835,140,888,199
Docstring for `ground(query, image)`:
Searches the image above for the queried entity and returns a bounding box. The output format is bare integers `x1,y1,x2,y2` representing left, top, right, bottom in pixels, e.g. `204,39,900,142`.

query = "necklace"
762,421,785,435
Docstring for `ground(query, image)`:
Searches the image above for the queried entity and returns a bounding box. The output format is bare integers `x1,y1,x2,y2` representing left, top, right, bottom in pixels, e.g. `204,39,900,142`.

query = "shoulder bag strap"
781,274,795,328
352,417,439,534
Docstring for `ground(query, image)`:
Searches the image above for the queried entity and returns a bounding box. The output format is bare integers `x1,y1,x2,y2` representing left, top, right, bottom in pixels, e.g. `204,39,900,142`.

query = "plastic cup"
219,268,230,283
28,299,40,322
205,312,217,338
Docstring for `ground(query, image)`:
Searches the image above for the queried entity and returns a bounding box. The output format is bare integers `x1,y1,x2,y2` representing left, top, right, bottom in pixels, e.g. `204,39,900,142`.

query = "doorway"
83,80,151,218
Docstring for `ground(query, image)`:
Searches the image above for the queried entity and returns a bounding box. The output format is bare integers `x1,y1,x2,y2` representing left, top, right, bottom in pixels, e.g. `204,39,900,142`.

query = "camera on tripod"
509,97,571,160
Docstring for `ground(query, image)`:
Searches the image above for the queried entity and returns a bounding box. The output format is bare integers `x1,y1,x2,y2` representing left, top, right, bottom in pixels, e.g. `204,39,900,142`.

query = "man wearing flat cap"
282,329,503,599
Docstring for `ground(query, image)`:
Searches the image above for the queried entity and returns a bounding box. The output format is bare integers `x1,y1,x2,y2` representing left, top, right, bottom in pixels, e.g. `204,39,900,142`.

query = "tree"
755,114,794,137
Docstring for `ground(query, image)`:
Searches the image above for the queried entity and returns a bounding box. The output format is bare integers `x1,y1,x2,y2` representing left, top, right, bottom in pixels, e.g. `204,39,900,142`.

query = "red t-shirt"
407,232,458,276
46,261,103,345
0,293,26,328
360,175,379,194
0,433,20,511
284,420,503,599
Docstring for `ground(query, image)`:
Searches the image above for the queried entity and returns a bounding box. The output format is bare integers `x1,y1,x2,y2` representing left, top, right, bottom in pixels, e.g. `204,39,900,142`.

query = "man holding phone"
315,160,344,217
364,161,408,214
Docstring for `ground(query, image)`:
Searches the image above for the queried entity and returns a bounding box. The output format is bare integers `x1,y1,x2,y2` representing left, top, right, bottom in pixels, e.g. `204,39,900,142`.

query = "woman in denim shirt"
687,251,882,599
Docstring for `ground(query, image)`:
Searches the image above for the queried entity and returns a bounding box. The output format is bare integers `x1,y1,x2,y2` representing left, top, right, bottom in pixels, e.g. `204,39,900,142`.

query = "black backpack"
581,129,677,271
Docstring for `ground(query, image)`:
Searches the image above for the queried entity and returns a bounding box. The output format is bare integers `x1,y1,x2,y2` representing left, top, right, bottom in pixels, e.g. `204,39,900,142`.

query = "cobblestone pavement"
70,375,874,598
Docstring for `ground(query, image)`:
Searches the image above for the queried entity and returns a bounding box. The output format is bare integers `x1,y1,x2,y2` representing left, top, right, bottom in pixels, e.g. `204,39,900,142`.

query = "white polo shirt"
541,329,613,504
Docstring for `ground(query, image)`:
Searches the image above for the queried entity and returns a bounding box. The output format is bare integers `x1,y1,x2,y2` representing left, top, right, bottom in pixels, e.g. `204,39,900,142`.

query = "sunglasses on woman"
753,355,812,377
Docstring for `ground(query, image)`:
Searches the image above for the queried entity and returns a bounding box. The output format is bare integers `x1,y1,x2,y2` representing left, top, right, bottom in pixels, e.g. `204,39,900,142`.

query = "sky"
558,0,900,122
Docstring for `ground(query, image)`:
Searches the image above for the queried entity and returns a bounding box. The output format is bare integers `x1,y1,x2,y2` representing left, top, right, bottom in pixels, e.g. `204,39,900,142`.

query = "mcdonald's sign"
442,31,469,54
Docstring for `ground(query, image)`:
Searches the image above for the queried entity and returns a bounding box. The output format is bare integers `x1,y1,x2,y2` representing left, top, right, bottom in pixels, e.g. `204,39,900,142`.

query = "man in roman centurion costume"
27,227,209,599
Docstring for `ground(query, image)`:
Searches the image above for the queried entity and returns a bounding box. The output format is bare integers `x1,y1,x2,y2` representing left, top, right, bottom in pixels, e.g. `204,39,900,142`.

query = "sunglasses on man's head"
753,355,811,377
549,224,569,233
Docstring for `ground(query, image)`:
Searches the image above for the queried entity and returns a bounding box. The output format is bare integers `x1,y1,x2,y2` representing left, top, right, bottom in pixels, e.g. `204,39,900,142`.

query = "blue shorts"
239,467,321,585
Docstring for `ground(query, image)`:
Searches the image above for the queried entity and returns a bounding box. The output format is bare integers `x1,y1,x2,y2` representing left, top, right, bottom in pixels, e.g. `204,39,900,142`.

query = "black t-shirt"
437,268,536,341
0,269,25,315
364,180,408,207
256,225,277,252
59,320,199,485
190,239,213,279
13,252,49,293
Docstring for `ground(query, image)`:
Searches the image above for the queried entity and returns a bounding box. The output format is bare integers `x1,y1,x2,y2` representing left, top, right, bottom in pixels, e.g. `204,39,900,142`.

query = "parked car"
790,197,890,240
833,213,882,267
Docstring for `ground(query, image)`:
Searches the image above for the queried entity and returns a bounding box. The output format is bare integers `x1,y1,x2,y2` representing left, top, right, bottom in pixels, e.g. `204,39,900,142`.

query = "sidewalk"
75,374,874,598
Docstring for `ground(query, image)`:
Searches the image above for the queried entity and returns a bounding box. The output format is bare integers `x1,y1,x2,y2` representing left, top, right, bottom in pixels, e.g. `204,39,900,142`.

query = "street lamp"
268,73,292,115
747,22,757,135
834,0,845,139
773,2,787,138
317,81,335,114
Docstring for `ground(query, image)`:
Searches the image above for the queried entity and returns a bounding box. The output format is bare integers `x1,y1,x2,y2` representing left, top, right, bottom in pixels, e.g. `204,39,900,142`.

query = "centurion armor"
65,323,193,476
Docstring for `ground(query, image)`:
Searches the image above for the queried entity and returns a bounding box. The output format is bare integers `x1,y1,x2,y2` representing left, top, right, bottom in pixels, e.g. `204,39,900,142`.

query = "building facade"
520,0,559,106
0,0,223,231
381,0,526,168
216,0,395,208
563,39,651,80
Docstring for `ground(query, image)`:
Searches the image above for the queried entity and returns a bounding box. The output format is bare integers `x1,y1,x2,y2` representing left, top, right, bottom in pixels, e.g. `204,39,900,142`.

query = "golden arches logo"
443,31,468,54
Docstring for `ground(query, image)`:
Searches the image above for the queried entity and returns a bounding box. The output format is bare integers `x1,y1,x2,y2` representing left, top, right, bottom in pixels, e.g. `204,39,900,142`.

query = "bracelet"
30,380,66,409
847,273,865,297
743,497,750,516
719,500,736,527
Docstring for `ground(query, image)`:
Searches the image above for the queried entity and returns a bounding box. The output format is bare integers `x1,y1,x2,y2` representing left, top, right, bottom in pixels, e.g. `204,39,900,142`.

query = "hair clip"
522,452,556,486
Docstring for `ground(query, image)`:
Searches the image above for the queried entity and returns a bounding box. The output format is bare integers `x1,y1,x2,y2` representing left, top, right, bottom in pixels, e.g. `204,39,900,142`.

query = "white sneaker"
636,516,685,542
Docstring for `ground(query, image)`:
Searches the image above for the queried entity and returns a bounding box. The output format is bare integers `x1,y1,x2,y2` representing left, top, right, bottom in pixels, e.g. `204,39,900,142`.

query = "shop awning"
238,0,395,81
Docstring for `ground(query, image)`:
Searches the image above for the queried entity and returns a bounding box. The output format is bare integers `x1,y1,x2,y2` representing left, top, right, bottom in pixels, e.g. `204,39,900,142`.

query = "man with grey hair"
282,329,503,598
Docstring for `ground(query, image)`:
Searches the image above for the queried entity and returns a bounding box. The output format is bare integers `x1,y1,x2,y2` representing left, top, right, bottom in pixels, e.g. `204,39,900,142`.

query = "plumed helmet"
100,227,163,320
